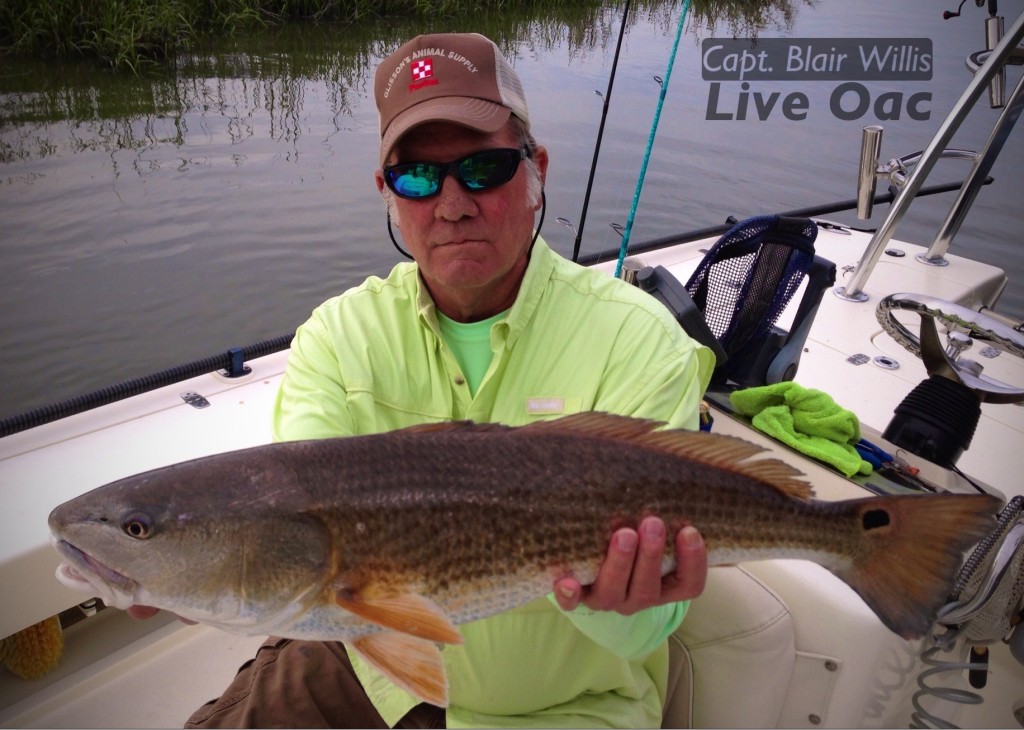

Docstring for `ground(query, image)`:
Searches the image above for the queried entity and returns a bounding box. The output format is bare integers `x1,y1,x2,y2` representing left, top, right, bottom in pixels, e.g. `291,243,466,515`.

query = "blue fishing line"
614,0,693,279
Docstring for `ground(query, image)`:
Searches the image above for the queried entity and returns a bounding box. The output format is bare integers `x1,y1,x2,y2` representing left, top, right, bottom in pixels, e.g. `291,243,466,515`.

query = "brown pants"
185,638,445,729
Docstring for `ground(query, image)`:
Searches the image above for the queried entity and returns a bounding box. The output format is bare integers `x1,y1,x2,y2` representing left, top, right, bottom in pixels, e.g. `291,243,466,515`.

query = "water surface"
1,0,1022,420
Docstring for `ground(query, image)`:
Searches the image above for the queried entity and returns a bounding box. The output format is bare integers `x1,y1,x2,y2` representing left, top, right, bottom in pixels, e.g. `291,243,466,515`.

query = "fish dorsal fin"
396,420,512,435
519,411,669,441
522,412,815,501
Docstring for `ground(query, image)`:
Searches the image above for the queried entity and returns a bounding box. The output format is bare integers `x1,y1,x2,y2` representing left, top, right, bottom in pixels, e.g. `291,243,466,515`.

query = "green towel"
730,382,873,478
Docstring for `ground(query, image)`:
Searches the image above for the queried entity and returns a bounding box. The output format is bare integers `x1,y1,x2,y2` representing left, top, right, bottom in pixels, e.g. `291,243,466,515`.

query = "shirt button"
454,376,466,386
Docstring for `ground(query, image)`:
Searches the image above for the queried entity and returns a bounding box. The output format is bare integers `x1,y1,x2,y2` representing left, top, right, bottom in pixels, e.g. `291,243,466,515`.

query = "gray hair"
509,115,543,206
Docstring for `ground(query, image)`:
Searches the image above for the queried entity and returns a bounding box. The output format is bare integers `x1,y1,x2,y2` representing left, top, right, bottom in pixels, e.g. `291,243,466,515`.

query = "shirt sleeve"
597,313,715,431
548,596,690,659
272,314,356,442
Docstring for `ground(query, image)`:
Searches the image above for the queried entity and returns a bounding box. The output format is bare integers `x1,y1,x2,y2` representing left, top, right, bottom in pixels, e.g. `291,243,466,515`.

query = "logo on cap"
410,59,438,91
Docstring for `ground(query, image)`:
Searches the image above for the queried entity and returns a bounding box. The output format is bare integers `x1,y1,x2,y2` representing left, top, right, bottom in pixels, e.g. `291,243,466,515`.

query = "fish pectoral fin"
335,589,463,645
351,632,449,708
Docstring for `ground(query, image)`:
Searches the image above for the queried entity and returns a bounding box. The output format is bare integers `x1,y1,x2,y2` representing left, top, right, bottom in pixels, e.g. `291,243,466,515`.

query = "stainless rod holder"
987,15,1006,108
619,257,645,285
922,70,1024,265
856,126,884,220
835,9,1024,303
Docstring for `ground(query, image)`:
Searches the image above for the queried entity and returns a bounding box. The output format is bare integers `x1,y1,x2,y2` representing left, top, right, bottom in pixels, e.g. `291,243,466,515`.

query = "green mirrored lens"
459,150,517,190
384,148,525,199
389,164,440,198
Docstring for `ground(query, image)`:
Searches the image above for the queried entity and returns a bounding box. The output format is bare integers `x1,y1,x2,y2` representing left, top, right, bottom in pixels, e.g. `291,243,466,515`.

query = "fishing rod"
613,0,693,279
570,0,632,263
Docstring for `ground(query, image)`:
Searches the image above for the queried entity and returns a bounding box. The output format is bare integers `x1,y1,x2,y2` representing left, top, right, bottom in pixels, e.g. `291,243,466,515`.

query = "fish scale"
310,428,900,566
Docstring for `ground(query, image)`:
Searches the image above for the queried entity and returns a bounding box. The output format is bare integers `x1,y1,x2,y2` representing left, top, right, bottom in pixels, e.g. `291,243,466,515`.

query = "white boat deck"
0,611,263,728
1,226,1021,728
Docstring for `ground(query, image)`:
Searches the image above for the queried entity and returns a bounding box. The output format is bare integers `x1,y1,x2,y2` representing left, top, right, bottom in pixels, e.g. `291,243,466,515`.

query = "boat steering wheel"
876,293,1024,404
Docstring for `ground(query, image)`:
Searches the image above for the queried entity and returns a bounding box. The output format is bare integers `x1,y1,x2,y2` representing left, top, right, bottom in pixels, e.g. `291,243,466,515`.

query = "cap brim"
380,96,512,165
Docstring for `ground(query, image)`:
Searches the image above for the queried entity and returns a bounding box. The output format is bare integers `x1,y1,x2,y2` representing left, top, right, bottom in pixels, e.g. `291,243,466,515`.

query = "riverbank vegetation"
0,0,801,72
0,0,568,71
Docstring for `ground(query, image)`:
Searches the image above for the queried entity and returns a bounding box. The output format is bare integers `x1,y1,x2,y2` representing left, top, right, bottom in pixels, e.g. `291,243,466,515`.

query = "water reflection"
9,0,1020,423
0,0,804,163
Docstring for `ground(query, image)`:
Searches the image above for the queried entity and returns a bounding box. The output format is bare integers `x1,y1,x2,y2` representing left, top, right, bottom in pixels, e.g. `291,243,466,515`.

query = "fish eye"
122,513,153,540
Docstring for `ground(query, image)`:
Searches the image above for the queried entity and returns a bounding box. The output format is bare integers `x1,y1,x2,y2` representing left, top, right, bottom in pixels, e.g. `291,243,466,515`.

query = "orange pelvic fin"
835,492,1001,639
336,588,463,645
351,631,449,707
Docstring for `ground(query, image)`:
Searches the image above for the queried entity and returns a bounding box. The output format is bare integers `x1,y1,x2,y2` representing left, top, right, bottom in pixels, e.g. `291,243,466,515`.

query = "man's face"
376,121,548,320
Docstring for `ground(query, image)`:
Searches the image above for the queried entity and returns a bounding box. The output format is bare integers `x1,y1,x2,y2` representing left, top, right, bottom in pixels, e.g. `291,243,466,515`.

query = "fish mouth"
52,538,137,610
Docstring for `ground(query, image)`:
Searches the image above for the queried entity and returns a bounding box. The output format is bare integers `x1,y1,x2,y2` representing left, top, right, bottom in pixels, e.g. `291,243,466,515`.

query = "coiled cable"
908,496,1024,728
909,644,987,728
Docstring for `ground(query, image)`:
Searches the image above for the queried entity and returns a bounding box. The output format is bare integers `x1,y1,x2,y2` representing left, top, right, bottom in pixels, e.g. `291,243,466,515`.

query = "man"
185,31,713,728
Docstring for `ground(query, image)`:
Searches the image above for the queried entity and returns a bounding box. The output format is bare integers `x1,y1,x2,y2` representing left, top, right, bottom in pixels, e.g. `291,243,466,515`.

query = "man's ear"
376,170,400,227
534,145,549,186
533,145,549,210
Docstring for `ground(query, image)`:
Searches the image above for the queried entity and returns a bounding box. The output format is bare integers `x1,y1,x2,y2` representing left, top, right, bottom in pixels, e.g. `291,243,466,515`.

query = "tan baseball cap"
375,33,530,165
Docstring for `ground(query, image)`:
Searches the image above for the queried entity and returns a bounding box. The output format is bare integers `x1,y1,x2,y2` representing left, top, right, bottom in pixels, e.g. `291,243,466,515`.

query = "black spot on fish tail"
833,493,1000,639
862,509,891,531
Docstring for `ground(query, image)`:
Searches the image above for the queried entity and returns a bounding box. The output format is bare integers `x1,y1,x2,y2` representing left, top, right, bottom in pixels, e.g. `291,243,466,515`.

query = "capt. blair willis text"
702,38,933,121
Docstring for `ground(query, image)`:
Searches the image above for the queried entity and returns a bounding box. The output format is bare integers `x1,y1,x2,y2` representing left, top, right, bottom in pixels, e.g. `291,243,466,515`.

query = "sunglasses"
382,147,530,200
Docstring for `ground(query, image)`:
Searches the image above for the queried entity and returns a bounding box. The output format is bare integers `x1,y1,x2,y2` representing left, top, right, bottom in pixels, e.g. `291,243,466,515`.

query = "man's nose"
434,176,478,221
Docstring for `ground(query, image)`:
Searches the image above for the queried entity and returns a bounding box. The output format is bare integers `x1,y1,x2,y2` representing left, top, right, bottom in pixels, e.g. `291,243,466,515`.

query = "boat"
1,4,1023,728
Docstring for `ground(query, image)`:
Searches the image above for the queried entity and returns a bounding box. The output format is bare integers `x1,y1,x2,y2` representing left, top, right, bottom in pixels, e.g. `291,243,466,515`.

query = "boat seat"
689,215,836,387
638,216,836,388
661,565,796,728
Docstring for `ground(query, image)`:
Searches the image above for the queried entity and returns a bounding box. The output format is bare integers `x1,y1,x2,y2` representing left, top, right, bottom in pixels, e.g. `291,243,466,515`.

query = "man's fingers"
583,528,638,611
126,605,198,625
555,522,708,615
553,577,583,611
127,605,160,620
665,526,708,601
623,517,669,613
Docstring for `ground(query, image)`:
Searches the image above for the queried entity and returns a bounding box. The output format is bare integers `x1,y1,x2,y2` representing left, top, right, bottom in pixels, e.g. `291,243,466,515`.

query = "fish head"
48,448,336,633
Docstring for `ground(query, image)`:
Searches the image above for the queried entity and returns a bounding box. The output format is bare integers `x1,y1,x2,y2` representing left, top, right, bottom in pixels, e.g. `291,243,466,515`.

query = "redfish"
48,413,999,706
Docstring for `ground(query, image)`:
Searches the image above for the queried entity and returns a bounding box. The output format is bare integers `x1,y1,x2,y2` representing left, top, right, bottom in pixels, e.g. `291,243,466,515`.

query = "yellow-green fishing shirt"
272,237,713,727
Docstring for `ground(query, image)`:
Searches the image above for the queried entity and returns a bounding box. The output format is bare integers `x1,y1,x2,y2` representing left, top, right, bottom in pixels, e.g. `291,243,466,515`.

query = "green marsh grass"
1,0,804,72
0,0,611,71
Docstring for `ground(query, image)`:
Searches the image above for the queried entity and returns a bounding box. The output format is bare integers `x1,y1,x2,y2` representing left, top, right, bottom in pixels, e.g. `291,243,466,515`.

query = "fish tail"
834,492,1001,639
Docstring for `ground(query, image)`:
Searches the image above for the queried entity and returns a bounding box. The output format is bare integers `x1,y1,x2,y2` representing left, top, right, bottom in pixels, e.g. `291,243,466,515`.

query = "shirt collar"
415,271,441,338
413,236,556,349
501,236,554,349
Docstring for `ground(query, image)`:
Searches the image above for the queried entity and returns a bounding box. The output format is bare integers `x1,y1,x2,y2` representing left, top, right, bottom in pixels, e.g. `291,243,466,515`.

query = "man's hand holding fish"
554,518,708,614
